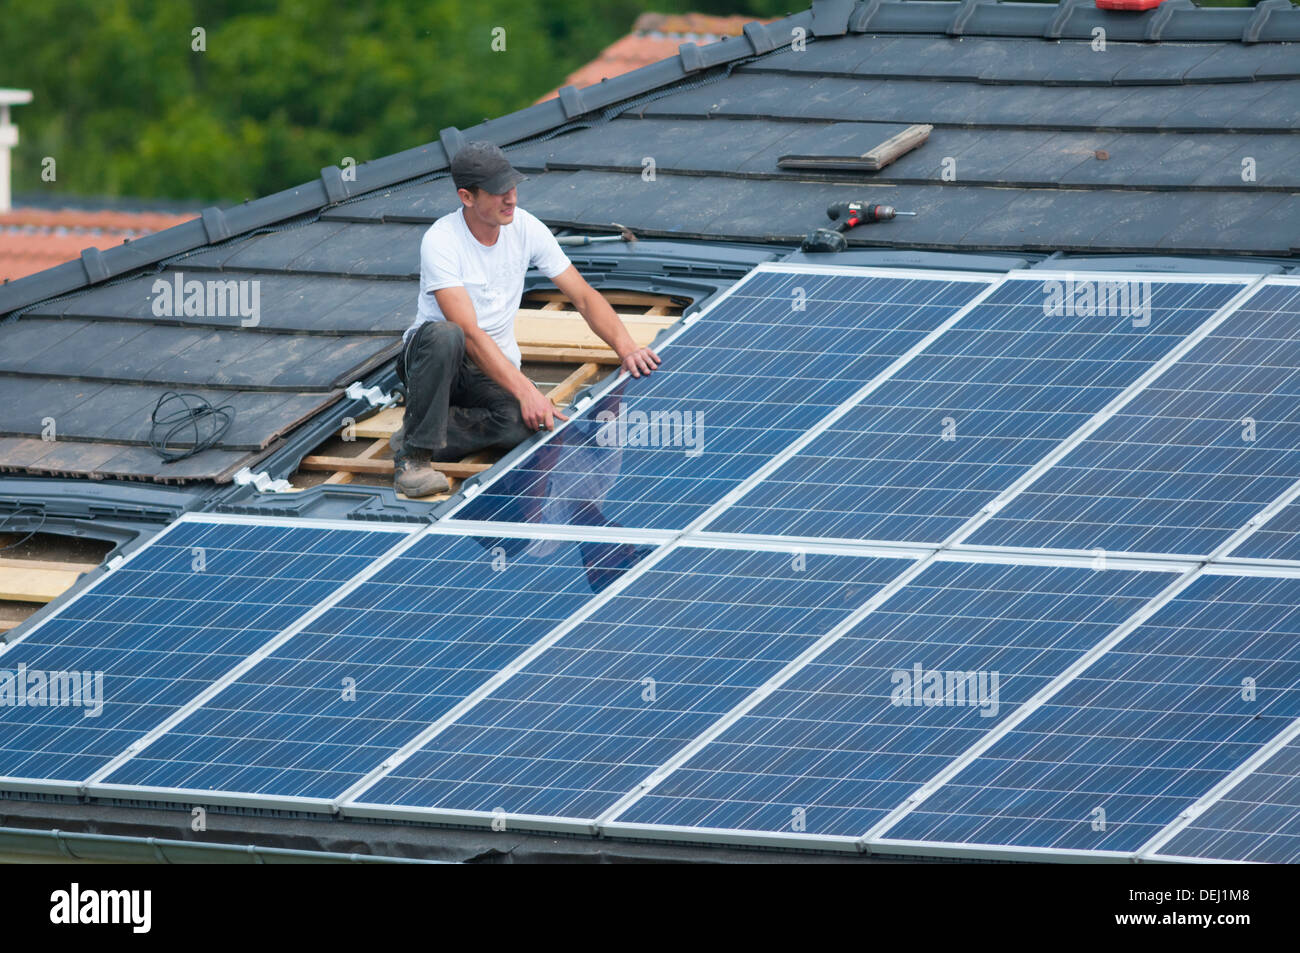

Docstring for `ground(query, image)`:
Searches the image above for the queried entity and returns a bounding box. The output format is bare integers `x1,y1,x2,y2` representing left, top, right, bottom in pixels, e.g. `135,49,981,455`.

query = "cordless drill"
801,201,916,253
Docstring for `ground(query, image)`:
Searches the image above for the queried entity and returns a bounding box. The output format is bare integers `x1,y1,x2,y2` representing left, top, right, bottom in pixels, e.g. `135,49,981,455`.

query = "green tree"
0,0,787,202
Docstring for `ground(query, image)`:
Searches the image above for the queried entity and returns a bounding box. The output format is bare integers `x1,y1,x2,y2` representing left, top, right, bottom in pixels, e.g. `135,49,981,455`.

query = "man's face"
462,185,517,226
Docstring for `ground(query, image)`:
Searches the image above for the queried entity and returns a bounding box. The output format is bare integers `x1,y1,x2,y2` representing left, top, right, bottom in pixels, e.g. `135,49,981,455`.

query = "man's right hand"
519,385,570,431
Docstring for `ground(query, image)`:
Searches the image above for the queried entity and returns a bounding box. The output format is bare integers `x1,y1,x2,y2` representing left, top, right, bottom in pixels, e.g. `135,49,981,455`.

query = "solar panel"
445,266,995,532
7,257,1299,864
1153,729,1300,863
95,531,656,804
1229,497,1300,562
0,517,411,789
706,275,1252,544
346,545,913,824
875,570,1300,855
608,559,1173,843
971,280,1300,558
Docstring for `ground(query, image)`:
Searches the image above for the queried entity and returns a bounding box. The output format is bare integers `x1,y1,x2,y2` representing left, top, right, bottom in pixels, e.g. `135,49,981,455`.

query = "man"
393,140,661,497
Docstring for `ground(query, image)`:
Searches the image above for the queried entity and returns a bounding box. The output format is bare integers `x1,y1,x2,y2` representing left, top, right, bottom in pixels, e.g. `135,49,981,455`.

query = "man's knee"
479,388,533,447
411,320,465,365
496,404,535,448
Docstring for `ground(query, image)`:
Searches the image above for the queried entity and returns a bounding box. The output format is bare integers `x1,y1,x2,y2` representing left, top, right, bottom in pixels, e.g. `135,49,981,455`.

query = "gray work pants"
395,321,533,460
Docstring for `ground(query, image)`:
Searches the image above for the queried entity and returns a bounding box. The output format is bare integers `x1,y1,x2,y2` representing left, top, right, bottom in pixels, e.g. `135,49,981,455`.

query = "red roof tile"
536,12,776,104
0,207,196,283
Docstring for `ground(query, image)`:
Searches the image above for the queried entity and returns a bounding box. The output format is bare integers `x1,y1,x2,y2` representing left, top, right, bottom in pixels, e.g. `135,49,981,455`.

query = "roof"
0,208,195,282
1,0,1298,487
4,1,1300,864
534,12,775,103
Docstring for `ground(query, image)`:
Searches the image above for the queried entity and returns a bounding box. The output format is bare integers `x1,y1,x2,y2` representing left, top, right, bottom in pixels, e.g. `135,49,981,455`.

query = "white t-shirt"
405,206,572,367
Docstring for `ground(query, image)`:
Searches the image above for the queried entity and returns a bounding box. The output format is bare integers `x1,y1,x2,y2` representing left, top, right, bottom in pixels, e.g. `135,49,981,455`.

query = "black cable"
0,505,47,553
148,391,235,462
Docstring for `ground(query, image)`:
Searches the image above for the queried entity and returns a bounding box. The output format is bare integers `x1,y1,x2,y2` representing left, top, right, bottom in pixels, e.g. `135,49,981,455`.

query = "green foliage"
0,0,783,202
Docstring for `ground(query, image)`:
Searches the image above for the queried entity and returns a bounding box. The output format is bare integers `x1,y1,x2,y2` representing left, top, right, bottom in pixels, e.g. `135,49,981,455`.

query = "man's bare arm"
431,286,568,431
550,266,661,378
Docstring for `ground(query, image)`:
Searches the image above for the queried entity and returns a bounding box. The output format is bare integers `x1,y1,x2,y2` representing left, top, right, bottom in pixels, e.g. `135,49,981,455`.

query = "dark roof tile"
2,1,1296,485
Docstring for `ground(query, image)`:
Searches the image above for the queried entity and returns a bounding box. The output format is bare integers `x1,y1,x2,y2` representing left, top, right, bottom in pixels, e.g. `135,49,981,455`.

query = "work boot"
393,450,450,498
389,423,404,455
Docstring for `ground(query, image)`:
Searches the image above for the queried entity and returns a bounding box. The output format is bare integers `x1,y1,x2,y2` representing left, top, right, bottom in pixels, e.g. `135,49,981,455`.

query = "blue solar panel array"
879,572,1300,853
0,520,405,783
449,270,991,531
7,265,1300,863
614,561,1172,838
707,278,1247,544
352,547,910,820
102,533,653,800
1157,733,1300,863
971,282,1300,558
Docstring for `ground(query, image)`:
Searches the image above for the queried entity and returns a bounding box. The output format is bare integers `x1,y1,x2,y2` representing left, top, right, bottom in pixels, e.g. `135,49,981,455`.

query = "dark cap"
450,141,528,195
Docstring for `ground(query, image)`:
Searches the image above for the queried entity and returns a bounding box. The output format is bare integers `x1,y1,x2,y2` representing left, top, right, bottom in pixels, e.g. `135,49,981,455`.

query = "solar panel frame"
338,536,932,837
597,549,1183,851
335,543,1203,850
78,521,675,813
7,262,1297,859
0,513,419,801
699,269,1263,549
436,264,1003,534
86,525,668,810
1144,722,1300,863
335,405,1300,850
864,560,1300,861
967,276,1300,560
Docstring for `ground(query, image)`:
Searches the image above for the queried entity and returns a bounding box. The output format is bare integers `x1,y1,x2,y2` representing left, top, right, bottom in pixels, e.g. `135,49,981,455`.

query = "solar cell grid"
878,571,1300,854
707,276,1251,544
350,545,912,822
1155,732,1300,863
1229,496,1300,562
972,281,1300,557
100,531,654,801
611,560,1173,839
448,268,992,531
0,518,406,785
9,262,1300,863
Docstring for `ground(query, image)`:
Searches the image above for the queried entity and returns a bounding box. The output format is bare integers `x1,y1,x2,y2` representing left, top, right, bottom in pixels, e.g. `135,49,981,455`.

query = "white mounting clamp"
233,467,294,494
345,381,398,408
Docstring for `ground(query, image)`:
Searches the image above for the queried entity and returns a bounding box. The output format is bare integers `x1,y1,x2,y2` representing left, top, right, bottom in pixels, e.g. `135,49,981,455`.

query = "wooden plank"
547,362,600,407
299,456,490,478
349,405,404,440
861,123,932,171
0,556,99,575
527,290,680,309
319,434,390,485
515,314,668,350
356,439,390,460
0,567,82,604
519,346,621,365
0,619,21,632
517,307,674,326
778,123,933,173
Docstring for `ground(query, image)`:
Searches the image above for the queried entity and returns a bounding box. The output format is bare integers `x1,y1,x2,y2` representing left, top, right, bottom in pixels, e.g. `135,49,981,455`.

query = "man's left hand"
620,346,661,379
